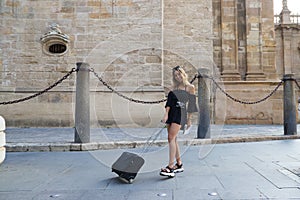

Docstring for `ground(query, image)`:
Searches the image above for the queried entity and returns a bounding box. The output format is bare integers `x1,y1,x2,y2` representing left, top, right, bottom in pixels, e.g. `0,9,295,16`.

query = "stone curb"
5,135,300,152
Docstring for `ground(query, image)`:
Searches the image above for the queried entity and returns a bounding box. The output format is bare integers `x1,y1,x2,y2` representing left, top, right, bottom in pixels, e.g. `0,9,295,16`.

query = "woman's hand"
161,113,168,123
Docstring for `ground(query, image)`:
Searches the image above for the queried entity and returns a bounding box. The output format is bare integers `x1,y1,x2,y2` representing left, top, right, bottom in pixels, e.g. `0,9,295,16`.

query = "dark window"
49,44,67,54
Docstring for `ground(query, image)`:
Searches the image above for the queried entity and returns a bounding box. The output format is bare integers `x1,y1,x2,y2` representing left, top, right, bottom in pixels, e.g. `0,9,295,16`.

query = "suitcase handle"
139,124,166,155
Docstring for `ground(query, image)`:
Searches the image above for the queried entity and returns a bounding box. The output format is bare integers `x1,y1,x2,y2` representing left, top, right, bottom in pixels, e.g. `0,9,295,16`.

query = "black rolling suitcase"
112,125,166,183
112,152,145,183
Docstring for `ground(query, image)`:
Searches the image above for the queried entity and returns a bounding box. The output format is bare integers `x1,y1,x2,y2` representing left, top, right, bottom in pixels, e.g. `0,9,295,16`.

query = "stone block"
98,142,115,150
5,143,29,152
81,143,99,151
49,144,71,152
70,143,82,151
0,147,5,165
0,131,5,147
28,144,51,152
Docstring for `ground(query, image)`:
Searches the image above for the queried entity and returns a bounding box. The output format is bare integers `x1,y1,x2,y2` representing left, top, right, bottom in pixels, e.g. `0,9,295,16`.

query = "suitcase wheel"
119,176,134,184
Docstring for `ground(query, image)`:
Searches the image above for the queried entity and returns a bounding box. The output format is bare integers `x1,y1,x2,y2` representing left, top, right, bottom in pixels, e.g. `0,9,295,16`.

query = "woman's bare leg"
175,138,182,165
167,123,181,167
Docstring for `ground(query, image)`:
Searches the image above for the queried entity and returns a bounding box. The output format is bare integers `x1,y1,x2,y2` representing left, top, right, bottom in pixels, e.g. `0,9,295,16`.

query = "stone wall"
211,0,294,125
0,0,297,127
0,0,212,127
213,0,277,81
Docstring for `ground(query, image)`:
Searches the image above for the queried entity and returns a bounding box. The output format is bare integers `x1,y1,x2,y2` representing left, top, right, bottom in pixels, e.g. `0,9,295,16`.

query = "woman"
160,66,198,177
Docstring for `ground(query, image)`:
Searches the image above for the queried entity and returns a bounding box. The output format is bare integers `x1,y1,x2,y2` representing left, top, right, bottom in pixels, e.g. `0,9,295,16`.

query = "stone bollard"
283,74,297,135
0,116,6,164
74,62,90,143
197,68,211,139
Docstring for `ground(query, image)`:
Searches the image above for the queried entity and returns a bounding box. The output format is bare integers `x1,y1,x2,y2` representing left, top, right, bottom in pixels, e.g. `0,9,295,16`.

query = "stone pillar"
283,74,297,135
282,29,293,74
245,0,265,80
74,62,90,143
197,68,211,139
0,116,6,165
220,0,240,80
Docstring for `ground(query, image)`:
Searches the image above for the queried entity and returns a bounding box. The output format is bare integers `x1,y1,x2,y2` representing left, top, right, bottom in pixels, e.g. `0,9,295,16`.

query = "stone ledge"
5,135,300,152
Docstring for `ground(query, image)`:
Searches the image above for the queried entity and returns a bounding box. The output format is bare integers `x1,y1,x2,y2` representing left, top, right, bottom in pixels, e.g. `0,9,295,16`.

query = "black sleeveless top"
165,89,198,128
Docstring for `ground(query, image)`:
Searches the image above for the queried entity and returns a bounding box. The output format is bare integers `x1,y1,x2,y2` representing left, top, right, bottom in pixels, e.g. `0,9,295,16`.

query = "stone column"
220,0,240,80
75,62,90,143
261,0,277,80
283,74,297,135
197,68,211,139
245,0,265,80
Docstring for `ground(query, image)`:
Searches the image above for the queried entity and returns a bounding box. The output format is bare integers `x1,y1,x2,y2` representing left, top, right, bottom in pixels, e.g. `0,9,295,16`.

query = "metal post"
197,68,211,139
74,62,90,143
283,74,297,135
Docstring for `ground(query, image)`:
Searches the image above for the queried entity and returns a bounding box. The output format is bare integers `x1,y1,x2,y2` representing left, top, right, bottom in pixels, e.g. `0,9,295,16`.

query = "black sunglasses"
173,66,181,71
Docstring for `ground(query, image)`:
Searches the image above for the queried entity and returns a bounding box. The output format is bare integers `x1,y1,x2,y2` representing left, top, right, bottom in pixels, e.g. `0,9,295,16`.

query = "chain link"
206,76,284,104
0,68,76,105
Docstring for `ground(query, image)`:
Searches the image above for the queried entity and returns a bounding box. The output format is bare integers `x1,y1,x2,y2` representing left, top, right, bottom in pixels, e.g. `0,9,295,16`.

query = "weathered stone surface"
0,0,299,127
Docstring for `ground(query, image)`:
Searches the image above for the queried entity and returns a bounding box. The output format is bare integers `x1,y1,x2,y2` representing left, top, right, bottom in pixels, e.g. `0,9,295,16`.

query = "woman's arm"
162,106,170,123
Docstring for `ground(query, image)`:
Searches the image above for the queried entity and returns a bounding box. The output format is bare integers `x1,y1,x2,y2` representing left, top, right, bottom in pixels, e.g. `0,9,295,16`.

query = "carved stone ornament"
40,23,70,56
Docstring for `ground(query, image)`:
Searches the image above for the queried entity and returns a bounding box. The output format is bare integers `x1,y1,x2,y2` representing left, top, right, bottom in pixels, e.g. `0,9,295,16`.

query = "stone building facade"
0,0,299,127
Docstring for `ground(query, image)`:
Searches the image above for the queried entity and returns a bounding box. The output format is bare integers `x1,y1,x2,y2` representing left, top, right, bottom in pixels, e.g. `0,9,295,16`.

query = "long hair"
172,66,189,88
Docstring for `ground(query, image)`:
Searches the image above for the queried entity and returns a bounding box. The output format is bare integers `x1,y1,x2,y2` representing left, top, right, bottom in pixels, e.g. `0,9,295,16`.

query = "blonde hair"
172,66,189,88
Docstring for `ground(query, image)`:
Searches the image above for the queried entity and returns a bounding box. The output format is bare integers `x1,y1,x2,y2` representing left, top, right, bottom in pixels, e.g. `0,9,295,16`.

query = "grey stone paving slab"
254,188,300,199
1,140,300,199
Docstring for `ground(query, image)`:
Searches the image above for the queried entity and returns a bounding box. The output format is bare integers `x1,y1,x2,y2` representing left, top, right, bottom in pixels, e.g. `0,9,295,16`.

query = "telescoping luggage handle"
139,123,167,155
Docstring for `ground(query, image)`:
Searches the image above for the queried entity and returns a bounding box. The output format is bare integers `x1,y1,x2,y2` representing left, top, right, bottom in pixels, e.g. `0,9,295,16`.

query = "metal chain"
207,76,284,104
294,79,300,90
90,69,199,104
190,74,198,84
0,68,76,105
90,68,167,104
0,66,286,106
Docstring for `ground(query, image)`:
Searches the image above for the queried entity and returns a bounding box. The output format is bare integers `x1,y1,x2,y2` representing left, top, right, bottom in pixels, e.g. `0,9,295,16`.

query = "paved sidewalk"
4,124,300,152
1,139,300,199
